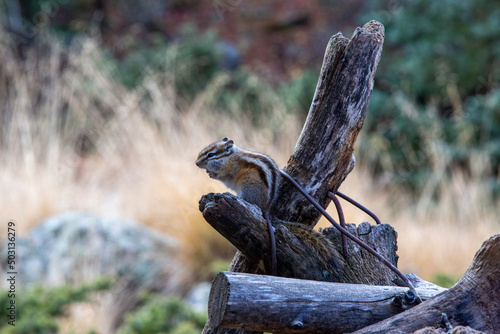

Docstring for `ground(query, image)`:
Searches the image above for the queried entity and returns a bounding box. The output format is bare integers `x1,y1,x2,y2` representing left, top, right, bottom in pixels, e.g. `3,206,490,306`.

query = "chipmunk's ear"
224,139,234,151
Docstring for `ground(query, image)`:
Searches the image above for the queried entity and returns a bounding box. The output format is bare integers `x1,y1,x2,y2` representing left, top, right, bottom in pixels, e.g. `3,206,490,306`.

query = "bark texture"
274,20,385,228
200,20,385,334
208,272,445,334
352,234,500,334
199,192,399,284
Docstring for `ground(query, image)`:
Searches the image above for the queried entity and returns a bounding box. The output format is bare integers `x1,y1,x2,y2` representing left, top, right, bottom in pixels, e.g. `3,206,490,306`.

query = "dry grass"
1,29,498,299
0,31,300,286
327,165,499,280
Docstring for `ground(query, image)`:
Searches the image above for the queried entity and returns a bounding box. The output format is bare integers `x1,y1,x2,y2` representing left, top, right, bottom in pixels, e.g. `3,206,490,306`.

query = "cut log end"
208,272,230,328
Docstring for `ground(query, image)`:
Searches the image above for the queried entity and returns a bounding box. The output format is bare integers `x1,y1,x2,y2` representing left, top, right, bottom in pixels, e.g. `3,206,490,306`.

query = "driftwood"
352,234,500,334
208,272,445,334
199,193,399,284
274,20,384,228
201,20,386,334
197,17,498,333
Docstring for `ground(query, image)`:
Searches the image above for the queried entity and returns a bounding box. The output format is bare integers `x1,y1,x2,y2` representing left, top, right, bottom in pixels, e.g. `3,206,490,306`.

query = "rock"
1,212,179,290
1,212,184,331
185,282,212,314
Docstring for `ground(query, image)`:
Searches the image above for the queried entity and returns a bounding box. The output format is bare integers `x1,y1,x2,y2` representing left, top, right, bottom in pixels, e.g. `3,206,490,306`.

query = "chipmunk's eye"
207,153,215,158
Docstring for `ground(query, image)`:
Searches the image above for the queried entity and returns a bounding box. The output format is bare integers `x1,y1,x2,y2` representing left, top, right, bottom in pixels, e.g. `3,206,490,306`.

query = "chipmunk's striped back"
236,147,279,208
196,137,279,214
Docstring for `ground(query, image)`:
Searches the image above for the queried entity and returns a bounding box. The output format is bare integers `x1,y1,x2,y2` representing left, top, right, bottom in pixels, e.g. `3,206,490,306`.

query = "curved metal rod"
264,214,278,276
279,170,422,303
330,194,348,257
335,191,382,225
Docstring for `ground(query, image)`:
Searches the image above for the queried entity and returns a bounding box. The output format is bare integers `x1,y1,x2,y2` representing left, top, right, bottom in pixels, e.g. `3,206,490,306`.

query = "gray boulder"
1,212,186,330
2,212,179,290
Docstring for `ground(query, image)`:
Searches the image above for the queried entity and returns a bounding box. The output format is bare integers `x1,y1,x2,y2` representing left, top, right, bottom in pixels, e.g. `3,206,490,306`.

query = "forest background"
0,1,499,333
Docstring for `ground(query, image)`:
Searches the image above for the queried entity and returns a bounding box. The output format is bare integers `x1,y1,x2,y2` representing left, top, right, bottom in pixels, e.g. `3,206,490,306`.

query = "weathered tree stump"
274,20,384,228
200,20,386,334
199,193,398,284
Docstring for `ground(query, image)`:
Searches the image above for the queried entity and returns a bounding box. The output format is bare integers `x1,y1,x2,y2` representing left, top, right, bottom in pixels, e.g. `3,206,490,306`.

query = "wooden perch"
197,16,498,333
199,192,400,284
205,235,500,333
200,20,386,334
208,272,446,334
274,20,384,227
352,234,500,334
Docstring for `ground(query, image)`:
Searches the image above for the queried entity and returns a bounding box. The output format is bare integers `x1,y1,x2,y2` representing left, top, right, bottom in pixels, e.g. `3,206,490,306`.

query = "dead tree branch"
200,20,385,334
274,20,384,228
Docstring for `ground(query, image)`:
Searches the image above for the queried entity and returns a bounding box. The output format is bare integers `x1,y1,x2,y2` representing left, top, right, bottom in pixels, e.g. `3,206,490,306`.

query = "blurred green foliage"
0,277,206,334
208,259,232,276
431,272,460,289
0,278,112,334
279,69,319,115
112,26,222,103
360,0,500,194
117,294,206,334
366,0,500,102
110,25,316,123
5,0,500,196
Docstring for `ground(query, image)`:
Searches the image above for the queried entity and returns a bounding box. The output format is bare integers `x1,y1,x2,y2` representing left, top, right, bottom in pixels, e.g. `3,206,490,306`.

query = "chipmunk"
195,137,338,276
196,137,279,217
196,138,422,301
196,137,279,274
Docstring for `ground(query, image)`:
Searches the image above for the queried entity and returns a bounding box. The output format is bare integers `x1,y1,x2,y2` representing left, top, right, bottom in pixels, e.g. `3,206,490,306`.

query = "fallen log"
352,234,500,333
207,272,446,334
